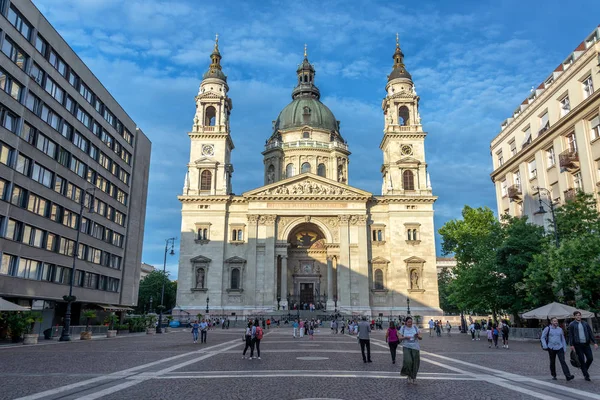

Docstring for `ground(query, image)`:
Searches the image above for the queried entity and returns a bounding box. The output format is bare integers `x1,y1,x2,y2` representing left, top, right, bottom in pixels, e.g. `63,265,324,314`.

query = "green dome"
274,97,338,132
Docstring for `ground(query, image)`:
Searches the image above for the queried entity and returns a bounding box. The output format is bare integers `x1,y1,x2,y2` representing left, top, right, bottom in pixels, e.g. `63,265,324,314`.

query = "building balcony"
264,140,348,152
559,149,579,171
387,124,422,133
507,185,522,202
564,188,577,202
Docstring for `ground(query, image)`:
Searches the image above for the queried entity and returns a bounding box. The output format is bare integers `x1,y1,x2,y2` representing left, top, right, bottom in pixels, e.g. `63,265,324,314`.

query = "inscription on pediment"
257,180,350,196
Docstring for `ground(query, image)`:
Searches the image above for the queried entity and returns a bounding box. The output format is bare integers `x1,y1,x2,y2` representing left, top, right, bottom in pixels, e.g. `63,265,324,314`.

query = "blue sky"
33,0,599,279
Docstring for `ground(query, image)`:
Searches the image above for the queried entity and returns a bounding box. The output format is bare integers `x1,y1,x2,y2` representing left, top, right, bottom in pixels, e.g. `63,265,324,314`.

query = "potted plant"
6,312,42,344
146,314,157,334
165,315,173,333
80,310,96,340
104,313,118,338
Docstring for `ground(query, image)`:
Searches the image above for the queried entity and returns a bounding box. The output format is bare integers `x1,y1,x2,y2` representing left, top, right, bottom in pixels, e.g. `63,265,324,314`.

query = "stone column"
245,215,259,310
353,215,370,313
281,256,288,308
337,215,350,309
261,215,276,311
326,256,334,310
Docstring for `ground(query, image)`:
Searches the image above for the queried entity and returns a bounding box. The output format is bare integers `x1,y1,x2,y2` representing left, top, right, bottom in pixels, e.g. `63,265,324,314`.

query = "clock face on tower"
401,144,413,156
202,144,215,157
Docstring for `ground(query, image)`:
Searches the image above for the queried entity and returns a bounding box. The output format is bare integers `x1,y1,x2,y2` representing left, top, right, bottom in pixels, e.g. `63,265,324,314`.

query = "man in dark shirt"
568,311,598,381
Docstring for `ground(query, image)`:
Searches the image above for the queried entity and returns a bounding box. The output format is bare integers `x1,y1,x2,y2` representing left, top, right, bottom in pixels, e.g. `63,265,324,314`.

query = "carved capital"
338,215,350,224
259,215,276,225
350,215,367,225
248,215,259,224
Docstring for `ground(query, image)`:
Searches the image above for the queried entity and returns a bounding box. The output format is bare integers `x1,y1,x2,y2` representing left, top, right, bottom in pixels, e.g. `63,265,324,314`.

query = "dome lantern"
387,33,412,82
203,34,227,81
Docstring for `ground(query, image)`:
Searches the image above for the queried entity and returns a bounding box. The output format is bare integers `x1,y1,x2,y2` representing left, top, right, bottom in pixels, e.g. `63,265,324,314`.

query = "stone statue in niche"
410,269,419,289
195,267,205,289
267,170,275,184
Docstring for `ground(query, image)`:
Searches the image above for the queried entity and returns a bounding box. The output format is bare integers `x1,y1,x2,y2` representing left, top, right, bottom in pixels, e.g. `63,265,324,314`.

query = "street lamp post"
277,296,281,310
60,188,95,342
149,296,153,313
333,294,338,314
323,292,327,312
157,237,176,333
533,186,559,248
407,297,411,316
206,296,210,314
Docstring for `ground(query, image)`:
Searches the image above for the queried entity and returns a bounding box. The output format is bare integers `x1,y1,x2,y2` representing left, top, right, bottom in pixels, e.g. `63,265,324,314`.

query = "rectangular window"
65,182,82,203
590,115,600,141
10,185,26,207
123,128,133,145
98,152,111,170
95,174,108,192
36,133,57,159
15,153,31,175
76,107,91,128
44,77,65,104
0,141,14,166
57,147,70,167
528,159,537,179
94,98,103,114
560,96,570,117
7,5,32,40
61,121,73,140
501,180,507,197
583,76,594,99
48,50,67,76
112,232,123,247
496,151,504,167
521,126,532,149
22,225,43,248
103,108,115,126
29,62,44,85
79,82,93,104
573,172,583,191
35,34,48,56
509,140,516,156
108,277,119,292
1,106,19,133
50,204,61,222
69,157,86,177
89,144,98,161
116,189,127,205
119,170,130,185
86,167,96,184
54,175,65,195
45,231,56,251
68,70,78,88
54,266,71,284
5,218,21,241
40,263,56,281
0,69,23,101
539,112,550,135
72,131,89,153
114,211,125,226
19,122,36,144
62,209,78,229
64,96,75,114
31,163,53,187
546,147,555,167
1,36,27,70
40,104,61,130
27,193,49,217
566,132,577,152
121,149,131,165
101,130,114,149
24,91,40,113
0,177,7,200
0,254,17,276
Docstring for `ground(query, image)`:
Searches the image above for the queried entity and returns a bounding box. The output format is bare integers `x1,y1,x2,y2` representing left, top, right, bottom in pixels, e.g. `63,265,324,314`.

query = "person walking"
299,320,305,338
568,310,598,381
385,321,400,364
199,319,208,344
340,320,345,334
501,320,510,349
469,322,475,341
292,319,299,338
487,326,493,348
492,324,499,349
191,320,200,343
242,321,253,359
253,319,263,360
428,319,435,337
358,316,372,363
445,321,452,336
541,318,574,381
435,320,441,337
474,321,481,340
400,316,422,383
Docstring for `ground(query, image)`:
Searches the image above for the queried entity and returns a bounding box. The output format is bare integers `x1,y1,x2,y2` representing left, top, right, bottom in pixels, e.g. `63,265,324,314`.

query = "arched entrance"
286,222,328,310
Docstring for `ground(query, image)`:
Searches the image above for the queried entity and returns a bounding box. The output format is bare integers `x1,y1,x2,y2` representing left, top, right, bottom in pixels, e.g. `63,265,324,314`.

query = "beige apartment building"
175,37,442,318
0,0,151,328
490,26,600,227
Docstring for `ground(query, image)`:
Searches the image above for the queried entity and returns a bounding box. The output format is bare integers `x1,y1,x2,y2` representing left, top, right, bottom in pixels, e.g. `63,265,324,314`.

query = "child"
487,326,493,348
492,324,499,349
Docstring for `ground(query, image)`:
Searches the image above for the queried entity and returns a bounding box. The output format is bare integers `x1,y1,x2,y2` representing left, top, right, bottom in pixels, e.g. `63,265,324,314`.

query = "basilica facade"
174,37,441,318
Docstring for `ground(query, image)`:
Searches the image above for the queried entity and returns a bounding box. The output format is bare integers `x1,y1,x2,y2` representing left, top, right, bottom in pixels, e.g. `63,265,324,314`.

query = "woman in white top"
399,316,422,383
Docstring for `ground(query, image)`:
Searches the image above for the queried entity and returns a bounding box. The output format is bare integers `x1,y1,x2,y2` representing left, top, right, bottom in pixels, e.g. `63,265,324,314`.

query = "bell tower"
185,35,234,196
380,34,431,196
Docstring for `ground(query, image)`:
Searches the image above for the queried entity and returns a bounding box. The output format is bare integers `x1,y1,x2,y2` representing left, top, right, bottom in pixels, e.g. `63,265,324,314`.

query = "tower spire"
203,34,227,81
387,34,412,82
292,43,319,99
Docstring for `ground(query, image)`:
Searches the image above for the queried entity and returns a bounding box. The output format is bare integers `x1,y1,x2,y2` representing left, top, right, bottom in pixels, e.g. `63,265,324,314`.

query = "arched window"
202,228,208,240
230,268,240,290
372,230,377,241
301,162,311,174
403,170,414,190
377,230,383,241
398,106,410,126
286,163,295,178
237,230,243,241
200,170,212,191
232,229,237,241
267,164,275,183
337,165,344,182
407,229,412,241
374,269,384,290
198,229,203,240
412,229,418,240
205,106,216,126
317,163,326,177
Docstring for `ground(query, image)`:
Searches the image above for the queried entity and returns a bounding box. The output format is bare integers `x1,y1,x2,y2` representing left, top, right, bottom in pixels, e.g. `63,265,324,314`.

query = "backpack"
256,326,263,340
502,325,509,335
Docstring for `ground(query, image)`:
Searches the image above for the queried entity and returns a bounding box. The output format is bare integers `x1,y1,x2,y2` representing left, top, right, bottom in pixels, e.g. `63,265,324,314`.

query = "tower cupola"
291,44,320,100
387,33,412,82
203,34,227,81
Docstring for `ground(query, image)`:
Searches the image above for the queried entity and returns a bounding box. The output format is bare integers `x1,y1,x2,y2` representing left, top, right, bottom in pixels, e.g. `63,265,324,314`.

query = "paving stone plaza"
1,327,598,400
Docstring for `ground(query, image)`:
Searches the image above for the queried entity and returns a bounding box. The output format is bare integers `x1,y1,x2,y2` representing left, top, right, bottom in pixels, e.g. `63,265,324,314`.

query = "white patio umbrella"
521,302,594,319
0,297,30,311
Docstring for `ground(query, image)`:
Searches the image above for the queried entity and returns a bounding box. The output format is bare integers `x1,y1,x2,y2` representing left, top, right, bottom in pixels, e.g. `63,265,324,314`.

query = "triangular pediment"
243,173,372,198
190,255,212,263
194,157,219,164
370,257,390,264
404,256,426,264
225,256,246,264
197,92,222,100
396,156,421,165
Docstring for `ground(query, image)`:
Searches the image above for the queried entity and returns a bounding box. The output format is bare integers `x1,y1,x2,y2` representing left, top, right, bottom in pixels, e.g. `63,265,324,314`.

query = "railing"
203,126,215,132
507,184,522,201
264,140,348,151
564,188,577,202
559,149,579,170
387,124,422,132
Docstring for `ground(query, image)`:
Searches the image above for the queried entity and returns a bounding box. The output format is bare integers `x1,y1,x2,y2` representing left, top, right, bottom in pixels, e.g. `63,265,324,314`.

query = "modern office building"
490,26,600,225
0,0,151,327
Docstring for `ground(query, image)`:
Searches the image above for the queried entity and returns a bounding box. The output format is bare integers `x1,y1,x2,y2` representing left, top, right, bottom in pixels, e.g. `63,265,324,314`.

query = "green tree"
437,267,459,314
439,206,504,318
136,271,178,314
